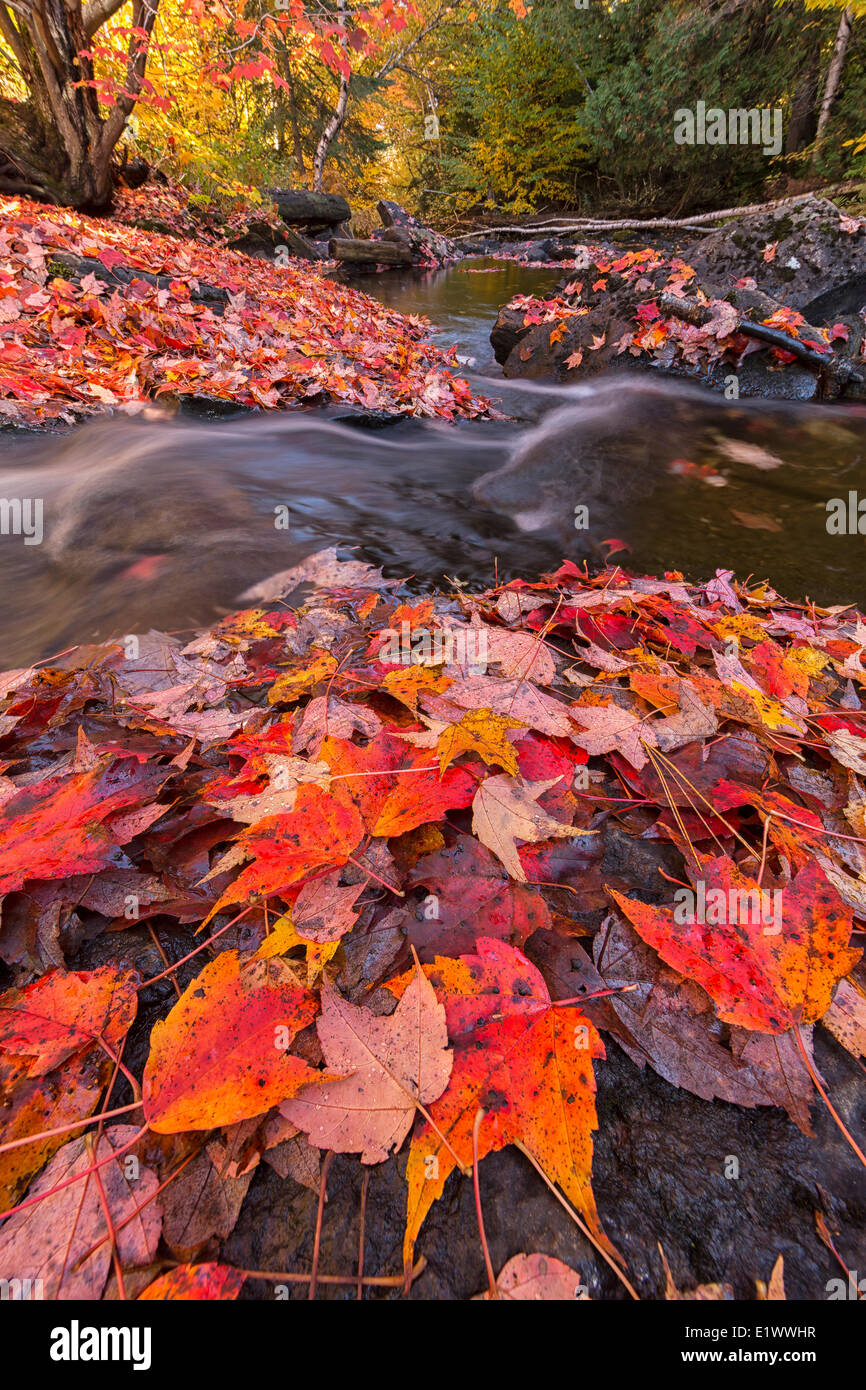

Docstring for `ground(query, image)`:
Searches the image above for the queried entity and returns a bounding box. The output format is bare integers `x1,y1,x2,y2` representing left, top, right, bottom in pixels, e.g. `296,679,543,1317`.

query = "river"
1,255,865,666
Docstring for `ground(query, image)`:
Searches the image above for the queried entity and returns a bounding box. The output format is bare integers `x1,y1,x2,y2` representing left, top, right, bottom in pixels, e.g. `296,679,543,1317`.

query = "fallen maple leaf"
139,1263,246,1300
543,917,815,1133
0,757,167,895
0,1127,159,1299
823,978,866,1060
143,951,321,1132
472,774,586,882
392,939,613,1268
406,832,550,960
0,966,136,1076
569,702,655,769
611,859,860,1033
206,784,364,920
475,1252,588,1300
437,708,523,777
281,963,452,1163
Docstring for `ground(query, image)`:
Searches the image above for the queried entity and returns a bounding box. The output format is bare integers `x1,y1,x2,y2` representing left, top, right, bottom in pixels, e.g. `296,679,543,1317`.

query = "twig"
309,1151,333,1300
240,1257,427,1288
472,1109,497,1299
357,1170,369,1301
514,1141,639,1300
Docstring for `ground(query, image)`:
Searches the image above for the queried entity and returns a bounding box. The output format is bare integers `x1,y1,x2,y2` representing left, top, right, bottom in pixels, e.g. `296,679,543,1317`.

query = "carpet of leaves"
0,198,492,428
0,551,864,1300
112,179,286,246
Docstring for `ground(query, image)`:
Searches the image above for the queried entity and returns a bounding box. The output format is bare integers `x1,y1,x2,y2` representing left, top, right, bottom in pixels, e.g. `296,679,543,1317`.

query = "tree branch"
0,3,25,68
83,0,129,40
99,0,160,152
375,1,457,82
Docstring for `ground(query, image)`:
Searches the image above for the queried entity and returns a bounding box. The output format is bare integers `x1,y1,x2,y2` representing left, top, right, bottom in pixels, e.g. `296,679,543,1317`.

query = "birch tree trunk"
813,5,854,155
312,71,350,192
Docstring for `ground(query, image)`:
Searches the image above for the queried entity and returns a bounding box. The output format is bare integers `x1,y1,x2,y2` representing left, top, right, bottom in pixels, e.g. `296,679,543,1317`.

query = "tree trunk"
286,76,306,178
814,5,854,155
786,36,820,154
0,0,159,211
312,72,350,193
311,0,349,192
329,237,412,265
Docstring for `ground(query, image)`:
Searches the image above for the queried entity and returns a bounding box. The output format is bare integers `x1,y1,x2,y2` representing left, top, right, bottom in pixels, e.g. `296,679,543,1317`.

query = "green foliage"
410,0,863,217
427,5,591,214
97,0,866,219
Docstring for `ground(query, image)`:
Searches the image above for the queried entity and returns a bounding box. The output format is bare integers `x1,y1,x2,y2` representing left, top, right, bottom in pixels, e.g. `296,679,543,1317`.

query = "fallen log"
453,218,716,240
329,237,412,266
451,181,864,241
268,188,351,228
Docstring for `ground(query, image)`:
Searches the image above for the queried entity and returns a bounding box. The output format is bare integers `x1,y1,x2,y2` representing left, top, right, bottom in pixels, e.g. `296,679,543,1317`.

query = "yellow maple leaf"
382,666,451,709
257,913,339,987
268,651,337,705
437,708,524,778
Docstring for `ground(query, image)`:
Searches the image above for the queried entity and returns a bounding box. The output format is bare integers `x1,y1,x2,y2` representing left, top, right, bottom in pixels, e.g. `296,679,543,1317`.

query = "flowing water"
1,256,866,666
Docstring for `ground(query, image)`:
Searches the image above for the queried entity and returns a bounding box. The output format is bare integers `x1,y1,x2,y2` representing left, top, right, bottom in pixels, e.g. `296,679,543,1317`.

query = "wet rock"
458,236,490,255
229,222,323,263
221,1030,866,1300
500,302,634,382
491,197,866,402
524,237,560,261
175,395,259,420
687,196,866,311
490,304,529,363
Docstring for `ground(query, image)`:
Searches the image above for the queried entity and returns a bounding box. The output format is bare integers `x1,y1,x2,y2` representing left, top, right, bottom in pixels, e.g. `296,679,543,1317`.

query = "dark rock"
489,305,529,363
129,216,175,237
174,395,258,420
687,195,866,312
117,157,150,190
800,272,866,325
227,232,279,259
268,188,351,230
227,218,295,260
548,239,580,262
275,226,325,262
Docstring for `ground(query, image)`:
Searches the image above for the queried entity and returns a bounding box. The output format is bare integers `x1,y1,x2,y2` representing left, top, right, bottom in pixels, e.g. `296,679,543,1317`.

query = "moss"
771,214,794,240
